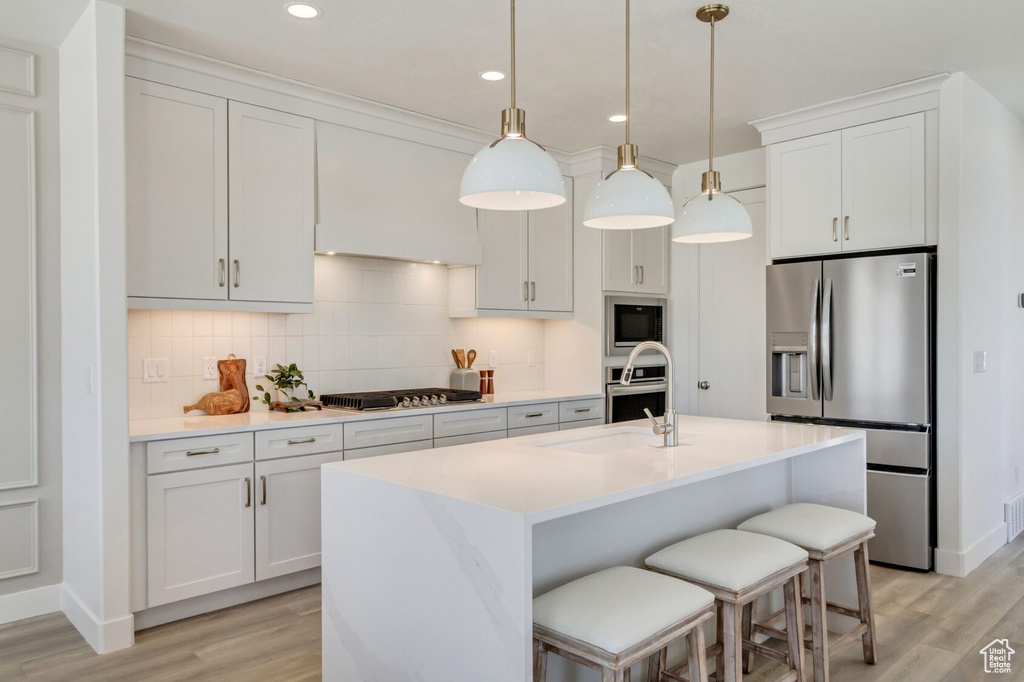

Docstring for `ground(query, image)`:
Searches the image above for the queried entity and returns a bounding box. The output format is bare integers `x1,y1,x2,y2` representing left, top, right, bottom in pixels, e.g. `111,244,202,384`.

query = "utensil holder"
450,369,480,391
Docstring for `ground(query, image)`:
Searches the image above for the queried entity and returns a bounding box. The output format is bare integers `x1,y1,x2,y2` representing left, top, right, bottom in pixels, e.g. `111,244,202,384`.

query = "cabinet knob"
698,380,711,390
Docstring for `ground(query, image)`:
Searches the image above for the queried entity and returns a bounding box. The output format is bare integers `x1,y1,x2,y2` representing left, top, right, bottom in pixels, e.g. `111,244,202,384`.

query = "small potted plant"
253,363,316,411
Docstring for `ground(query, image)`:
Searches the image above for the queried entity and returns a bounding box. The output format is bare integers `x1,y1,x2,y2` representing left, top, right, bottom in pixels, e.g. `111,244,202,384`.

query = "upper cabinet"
768,113,928,260
315,121,481,265
126,78,315,312
601,225,669,295
448,178,573,318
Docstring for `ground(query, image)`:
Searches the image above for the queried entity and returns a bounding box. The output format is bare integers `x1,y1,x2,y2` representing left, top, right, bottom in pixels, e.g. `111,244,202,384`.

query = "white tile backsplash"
128,255,548,419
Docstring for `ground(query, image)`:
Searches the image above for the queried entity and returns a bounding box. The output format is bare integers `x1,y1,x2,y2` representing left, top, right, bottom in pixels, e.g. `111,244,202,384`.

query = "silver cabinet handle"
574,408,591,413
525,412,544,418
698,380,711,390
287,437,316,445
233,259,240,288
186,447,220,457
244,477,251,508
843,216,850,240
523,281,529,301
822,278,833,401
530,281,536,301
260,475,267,505
832,217,838,242
809,278,820,401
219,259,226,287
639,265,644,284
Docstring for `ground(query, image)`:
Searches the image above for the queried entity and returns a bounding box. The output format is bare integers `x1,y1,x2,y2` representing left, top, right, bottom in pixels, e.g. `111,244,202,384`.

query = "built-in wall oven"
605,366,668,423
606,296,666,356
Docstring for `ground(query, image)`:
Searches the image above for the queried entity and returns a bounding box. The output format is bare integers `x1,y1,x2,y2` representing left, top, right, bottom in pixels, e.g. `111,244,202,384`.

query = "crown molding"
749,73,950,146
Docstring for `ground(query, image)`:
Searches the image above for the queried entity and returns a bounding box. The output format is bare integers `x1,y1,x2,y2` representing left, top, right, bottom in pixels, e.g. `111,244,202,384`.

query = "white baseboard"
0,583,61,625
60,584,134,654
935,521,1007,577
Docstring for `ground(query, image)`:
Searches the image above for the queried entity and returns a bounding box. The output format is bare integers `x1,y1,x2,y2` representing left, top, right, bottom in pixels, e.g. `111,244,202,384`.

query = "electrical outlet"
253,355,267,376
974,350,988,373
143,358,169,383
488,350,498,368
526,349,535,367
203,356,218,380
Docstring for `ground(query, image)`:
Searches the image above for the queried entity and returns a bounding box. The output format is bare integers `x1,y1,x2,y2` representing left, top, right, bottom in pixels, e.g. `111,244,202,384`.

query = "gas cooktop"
320,388,483,411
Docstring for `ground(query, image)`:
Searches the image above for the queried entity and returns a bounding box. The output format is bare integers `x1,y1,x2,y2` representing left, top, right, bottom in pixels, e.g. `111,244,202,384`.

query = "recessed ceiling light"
608,114,628,123
284,2,322,19
432,260,441,264
479,70,507,82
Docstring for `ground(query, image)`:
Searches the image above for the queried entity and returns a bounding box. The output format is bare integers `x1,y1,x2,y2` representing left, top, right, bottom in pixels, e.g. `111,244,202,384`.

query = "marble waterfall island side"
322,417,866,682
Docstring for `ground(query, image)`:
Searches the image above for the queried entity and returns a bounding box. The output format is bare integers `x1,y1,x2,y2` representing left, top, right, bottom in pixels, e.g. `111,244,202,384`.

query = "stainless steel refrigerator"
766,252,934,570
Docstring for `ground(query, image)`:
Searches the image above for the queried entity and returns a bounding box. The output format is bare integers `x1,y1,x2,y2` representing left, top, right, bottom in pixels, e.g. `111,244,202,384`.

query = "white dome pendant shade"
459,0,565,211
672,4,751,244
584,0,673,231
584,145,674,229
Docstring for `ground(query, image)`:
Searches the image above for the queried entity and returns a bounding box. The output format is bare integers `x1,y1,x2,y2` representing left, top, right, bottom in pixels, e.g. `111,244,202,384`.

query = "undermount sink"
528,426,687,455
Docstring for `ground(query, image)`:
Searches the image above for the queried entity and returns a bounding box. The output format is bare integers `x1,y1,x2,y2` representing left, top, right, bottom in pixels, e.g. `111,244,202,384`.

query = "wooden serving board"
269,399,324,413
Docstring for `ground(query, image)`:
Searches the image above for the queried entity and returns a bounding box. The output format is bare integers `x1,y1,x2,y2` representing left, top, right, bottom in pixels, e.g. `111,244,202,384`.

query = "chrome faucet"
621,341,677,447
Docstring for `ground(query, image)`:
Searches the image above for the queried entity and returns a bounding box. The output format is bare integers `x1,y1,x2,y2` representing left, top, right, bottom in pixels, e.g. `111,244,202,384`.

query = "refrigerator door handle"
809,278,820,401
822,278,833,401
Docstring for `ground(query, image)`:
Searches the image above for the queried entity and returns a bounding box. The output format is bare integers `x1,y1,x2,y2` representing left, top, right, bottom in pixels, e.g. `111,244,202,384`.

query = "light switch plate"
203,356,218,380
143,358,170,383
488,350,498,368
973,351,987,373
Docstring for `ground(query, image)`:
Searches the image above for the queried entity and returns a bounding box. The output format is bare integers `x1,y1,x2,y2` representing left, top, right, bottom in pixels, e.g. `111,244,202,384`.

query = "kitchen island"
321,416,867,682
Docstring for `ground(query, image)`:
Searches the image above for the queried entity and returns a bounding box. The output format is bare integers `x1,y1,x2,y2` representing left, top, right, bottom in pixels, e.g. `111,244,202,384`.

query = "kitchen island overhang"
322,417,867,682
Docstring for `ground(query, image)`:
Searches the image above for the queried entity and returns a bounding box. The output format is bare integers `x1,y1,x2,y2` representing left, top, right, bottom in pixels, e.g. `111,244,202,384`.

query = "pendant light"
460,0,566,211
583,0,674,230
673,4,752,243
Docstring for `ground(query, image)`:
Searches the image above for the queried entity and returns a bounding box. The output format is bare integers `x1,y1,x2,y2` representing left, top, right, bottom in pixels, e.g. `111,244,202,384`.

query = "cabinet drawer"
433,408,508,438
147,433,254,474
255,423,344,460
507,403,558,429
559,399,605,423
434,430,507,448
345,439,433,461
560,418,606,431
509,423,559,438
343,415,433,450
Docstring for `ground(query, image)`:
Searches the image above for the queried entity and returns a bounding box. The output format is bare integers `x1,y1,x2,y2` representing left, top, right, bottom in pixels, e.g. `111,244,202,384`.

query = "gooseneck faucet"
621,341,677,447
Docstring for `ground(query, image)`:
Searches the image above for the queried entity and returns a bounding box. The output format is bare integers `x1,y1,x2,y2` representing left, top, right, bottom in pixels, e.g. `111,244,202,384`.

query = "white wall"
935,73,1024,576
0,35,63,623
59,0,133,652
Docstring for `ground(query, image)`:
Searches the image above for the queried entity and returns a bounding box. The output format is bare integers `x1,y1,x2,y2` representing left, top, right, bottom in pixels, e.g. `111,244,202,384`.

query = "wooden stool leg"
854,541,877,664
808,560,829,682
784,575,806,681
721,601,744,682
646,648,666,682
741,602,754,673
716,601,726,682
688,623,709,682
533,639,548,682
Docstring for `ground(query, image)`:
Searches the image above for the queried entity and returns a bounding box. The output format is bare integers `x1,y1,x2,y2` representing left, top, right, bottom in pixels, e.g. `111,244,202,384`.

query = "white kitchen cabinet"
146,463,255,607
449,178,573,318
126,78,228,301
601,225,670,295
768,113,926,259
228,101,315,304
255,452,343,581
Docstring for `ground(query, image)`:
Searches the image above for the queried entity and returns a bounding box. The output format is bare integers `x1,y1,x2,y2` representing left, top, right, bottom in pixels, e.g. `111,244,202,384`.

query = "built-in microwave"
605,296,666,356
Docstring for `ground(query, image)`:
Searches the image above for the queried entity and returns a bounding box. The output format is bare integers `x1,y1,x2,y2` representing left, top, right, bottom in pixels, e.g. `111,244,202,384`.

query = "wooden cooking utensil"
456,348,467,368
466,349,477,368
451,349,462,368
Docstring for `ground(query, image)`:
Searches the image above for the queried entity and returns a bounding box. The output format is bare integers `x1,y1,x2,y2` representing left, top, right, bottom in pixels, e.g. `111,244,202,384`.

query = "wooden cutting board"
218,356,250,414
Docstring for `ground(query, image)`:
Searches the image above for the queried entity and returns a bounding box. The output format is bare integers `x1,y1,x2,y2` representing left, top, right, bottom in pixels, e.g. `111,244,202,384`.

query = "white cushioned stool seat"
645,529,808,592
532,566,714,655
737,503,876,552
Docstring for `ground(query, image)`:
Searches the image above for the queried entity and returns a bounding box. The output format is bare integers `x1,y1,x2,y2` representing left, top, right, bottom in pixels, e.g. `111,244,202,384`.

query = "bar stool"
645,529,808,682
533,566,716,682
738,503,877,682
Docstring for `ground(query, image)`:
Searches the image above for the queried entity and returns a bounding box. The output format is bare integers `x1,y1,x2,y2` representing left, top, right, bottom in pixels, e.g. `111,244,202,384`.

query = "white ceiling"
7,0,1024,164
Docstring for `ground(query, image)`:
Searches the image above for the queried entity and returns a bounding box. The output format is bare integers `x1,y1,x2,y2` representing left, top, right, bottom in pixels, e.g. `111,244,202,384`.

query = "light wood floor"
3,536,1023,681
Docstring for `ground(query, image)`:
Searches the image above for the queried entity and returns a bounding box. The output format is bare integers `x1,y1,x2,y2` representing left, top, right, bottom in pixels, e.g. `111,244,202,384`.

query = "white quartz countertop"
323,416,866,523
128,389,604,442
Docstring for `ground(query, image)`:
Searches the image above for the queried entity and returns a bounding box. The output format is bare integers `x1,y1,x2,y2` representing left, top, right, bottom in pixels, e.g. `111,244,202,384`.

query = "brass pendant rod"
708,14,715,177
510,0,516,110
625,0,631,146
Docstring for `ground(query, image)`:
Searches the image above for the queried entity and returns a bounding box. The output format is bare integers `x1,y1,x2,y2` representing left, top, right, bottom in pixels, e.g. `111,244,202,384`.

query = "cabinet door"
769,131,842,259
228,101,314,304
147,463,254,607
841,113,925,252
255,452,342,581
126,78,228,300
602,229,636,292
631,226,669,295
528,178,573,311
476,210,529,310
